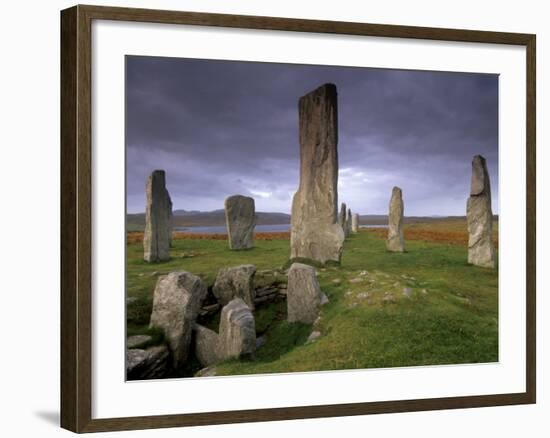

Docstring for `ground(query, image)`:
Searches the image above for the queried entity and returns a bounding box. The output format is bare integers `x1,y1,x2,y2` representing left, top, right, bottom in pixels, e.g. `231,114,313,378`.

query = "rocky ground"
126,219,498,379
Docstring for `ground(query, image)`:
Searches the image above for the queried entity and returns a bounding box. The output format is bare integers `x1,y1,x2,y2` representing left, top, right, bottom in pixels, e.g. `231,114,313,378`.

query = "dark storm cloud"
126,56,498,215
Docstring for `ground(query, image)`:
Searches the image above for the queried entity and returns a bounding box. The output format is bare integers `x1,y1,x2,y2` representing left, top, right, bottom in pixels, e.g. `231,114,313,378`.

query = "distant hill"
127,209,487,232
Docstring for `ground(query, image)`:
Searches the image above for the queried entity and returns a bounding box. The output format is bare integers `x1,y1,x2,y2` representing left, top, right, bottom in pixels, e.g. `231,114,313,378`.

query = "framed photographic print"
60,4,536,433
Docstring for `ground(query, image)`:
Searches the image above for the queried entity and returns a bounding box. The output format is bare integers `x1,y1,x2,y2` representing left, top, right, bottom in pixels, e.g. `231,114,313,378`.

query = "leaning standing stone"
212,264,257,309
143,170,172,262
149,272,207,369
352,213,359,233
218,298,256,360
386,187,405,252
287,263,327,324
467,155,496,268
290,83,345,264
224,195,256,250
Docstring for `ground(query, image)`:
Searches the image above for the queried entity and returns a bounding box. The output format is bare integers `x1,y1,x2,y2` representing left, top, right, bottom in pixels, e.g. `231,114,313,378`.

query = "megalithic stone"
467,155,496,268
352,213,359,233
346,208,352,237
386,186,405,252
224,195,256,250
338,202,347,230
290,84,344,264
143,170,172,262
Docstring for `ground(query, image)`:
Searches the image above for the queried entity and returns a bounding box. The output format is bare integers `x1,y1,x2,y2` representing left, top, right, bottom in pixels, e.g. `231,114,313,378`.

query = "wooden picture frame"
60,4,536,433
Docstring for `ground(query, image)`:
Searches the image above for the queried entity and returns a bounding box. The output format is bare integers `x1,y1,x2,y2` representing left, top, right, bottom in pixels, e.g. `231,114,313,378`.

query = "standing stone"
143,170,172,262
212,264,256,310
467,155,495,268
352,213,359,233
290,84,345,264
338,202,347,230
224,195,256,250
386,187,405,252
287,263,327,324
218,298,256,360
346,208,353,237
149,272,207,368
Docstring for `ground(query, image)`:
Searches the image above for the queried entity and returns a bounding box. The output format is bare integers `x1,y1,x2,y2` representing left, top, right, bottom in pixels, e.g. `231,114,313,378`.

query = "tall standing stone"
386,187,405,252
143,170,172,262
224,195,256,250
149,272,207,368
467,155,495,268
290,83,344,264
352,213,359,233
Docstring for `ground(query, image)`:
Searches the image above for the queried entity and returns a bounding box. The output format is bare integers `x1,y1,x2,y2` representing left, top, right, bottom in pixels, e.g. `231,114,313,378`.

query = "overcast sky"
126,56,498,216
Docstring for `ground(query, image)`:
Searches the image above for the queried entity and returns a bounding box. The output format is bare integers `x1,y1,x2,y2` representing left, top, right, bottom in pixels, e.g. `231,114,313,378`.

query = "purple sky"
126,56,499,216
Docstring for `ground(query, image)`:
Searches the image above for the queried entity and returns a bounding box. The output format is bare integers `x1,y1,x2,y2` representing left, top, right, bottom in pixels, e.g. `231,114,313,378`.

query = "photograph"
124,56,499,380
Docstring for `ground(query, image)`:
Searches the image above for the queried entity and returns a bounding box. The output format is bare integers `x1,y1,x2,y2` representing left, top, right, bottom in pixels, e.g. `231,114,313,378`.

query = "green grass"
126,228,498,377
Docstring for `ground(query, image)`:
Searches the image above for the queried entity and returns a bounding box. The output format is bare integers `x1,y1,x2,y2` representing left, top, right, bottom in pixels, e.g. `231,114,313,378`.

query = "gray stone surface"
287,263,324,324
212,264,256,309
467,155,496,268
386,186,405,252
351,213,359,233
218,298,256,360
338,202,347,230
126,345,170,380
194,324,221,367
149,272,207,369
290,84,345,264
127,335,152,349
224,195,256,250
346,208,352,237
143,170,172,262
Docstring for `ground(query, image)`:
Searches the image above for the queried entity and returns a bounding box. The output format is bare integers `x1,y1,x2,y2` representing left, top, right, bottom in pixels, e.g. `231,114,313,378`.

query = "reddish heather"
127,231,290,245
127,225,498,248
366,227,499,248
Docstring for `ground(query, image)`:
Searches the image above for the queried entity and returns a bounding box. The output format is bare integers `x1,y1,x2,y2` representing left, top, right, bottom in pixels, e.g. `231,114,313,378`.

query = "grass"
126,219,498,377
